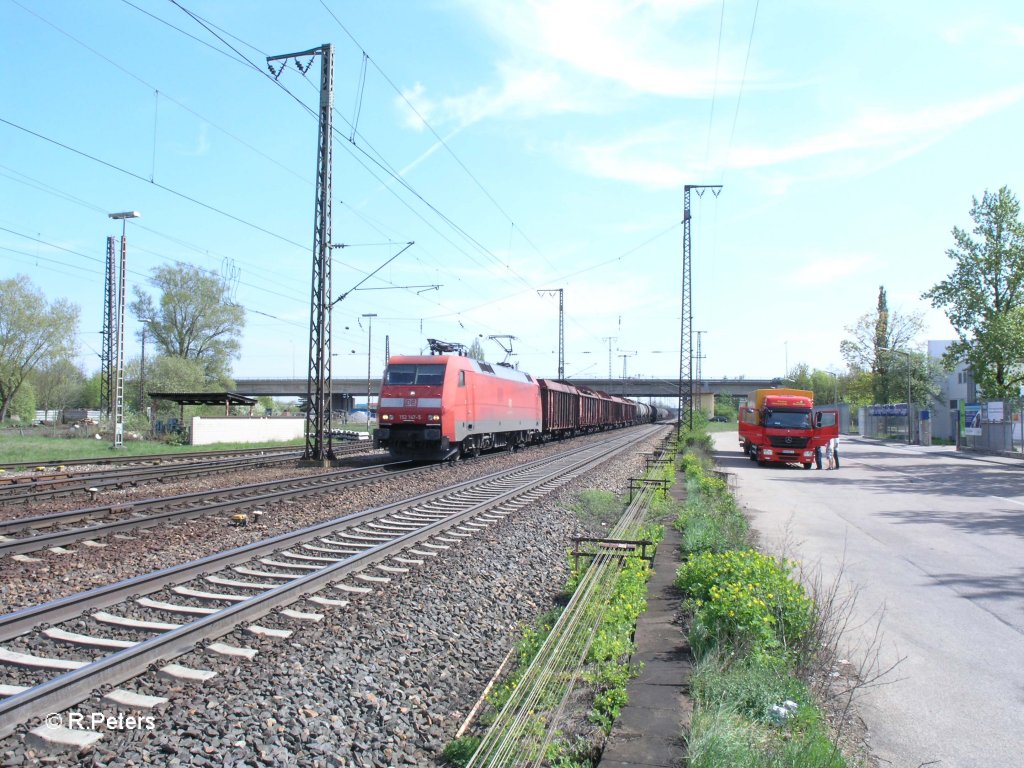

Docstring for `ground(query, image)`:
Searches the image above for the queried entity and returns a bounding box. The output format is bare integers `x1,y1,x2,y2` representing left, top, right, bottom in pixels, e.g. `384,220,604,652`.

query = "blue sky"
3,0,1023,387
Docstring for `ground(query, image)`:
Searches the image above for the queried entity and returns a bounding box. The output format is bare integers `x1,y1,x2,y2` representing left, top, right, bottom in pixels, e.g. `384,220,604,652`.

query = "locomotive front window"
385,364,446,386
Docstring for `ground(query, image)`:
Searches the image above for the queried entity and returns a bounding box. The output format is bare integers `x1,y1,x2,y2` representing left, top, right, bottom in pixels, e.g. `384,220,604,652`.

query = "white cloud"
788,253,878,287
176,123,210,157
729,87,1024,170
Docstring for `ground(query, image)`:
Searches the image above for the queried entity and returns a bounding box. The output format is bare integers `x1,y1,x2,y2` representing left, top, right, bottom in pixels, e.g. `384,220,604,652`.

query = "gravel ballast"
0,428,670,766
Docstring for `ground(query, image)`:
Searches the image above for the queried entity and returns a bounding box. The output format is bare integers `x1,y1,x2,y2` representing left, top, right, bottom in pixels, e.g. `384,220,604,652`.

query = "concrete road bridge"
232,377,775,403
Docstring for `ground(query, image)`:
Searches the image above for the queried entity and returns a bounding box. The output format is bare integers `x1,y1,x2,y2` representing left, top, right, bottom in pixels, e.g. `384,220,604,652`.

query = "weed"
570,489,624,528
440,735,481,766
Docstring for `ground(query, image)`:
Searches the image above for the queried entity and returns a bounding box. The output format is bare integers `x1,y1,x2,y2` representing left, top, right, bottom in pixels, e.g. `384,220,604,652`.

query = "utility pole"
108,211,139,449
602,337,617,380
537,288,564,378
362,313,377,424
100,237,116,421
269,44,335,465
695,330,706,415
139,325,147,416
678,184,722,434
618,350,637,396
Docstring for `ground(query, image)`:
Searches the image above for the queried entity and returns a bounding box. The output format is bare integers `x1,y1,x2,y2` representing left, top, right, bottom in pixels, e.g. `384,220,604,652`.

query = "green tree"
144,355,212,421
840,285,924,403
788,364,842,405
31,359,86,426
130,265,245,383
713,393,737,420
923,186,1024,399
0,275,79,421
79,371,103,410
9,380,36,422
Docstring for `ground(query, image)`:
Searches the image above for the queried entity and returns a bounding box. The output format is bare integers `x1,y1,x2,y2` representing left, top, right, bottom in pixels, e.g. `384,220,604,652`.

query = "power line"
704,0,727,168
0,117,309,251
13,0,310,187
721,0,761,182
317,0,559,277
0,225,308,330
164,0,536,301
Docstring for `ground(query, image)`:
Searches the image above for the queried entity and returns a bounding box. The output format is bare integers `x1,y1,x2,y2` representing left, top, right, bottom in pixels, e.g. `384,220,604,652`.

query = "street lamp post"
362,313,377,426
108,211,139,449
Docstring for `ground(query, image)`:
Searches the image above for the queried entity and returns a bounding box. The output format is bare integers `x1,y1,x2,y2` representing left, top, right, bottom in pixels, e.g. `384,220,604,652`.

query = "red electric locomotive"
374,348,542,461
374,339,661,461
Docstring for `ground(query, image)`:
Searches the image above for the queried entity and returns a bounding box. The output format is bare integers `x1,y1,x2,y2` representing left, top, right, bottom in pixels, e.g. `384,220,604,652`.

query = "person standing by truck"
832,434,840,469
825,438,835,469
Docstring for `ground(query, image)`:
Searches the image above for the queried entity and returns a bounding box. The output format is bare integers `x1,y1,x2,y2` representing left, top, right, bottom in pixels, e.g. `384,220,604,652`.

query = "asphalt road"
712,431,1024,768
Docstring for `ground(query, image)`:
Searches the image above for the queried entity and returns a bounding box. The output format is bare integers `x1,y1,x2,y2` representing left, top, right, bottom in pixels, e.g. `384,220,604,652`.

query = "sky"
3,0,1024,388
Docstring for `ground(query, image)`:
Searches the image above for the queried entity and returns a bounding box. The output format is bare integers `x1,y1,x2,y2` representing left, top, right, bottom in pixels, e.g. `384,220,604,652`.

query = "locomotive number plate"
404,398,418,408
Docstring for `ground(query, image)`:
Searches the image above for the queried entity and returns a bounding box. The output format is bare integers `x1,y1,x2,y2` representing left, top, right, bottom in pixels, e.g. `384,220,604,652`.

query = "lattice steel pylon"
100,236,116,419
269,44,335,464
678,184,721,434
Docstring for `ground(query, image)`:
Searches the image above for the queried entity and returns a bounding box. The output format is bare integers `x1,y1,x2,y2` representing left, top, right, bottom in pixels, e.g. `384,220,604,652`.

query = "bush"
676,550,813,657
440,736,481,766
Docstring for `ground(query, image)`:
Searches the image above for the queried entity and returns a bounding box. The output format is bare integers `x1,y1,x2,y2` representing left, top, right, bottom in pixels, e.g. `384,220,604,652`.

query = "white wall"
190,416,304,446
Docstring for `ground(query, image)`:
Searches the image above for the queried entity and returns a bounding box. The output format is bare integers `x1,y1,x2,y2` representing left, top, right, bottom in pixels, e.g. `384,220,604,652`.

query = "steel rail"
0,453,306,504
0,446,309,474
0,427,657,740
0,460,422,555
0,434,638,641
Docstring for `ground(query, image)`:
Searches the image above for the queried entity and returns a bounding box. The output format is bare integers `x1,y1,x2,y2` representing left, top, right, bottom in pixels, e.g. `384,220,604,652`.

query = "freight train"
373,342,667,461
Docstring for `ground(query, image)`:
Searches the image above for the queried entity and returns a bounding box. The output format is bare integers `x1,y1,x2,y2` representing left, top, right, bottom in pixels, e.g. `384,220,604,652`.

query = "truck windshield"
764,408,811,429
385,364,446,386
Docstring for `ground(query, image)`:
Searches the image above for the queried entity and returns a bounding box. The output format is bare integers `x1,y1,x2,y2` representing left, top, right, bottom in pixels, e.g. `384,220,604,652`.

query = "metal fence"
859,404,921,442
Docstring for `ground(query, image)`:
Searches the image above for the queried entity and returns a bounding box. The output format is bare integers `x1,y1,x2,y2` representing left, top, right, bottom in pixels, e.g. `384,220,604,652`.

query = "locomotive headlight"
429,414,441,421
380,414,391,421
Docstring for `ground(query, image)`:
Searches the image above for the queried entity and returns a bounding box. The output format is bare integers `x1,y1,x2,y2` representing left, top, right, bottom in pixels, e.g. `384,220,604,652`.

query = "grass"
569,489,625,528
672,429,859,768
443,480,669,767
0,429,305,465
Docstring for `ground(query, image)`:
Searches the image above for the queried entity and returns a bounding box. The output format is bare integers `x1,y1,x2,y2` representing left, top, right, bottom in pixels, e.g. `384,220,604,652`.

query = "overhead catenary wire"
0,225,309,329
168,0,538,299
721,0,761,183
28,0,585,344
316,0,561,276
704,0,727,169
6,2,690,368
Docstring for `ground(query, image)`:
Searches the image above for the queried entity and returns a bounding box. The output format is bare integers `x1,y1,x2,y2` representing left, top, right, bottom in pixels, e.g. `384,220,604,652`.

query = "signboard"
868,403,908,417
988,401,1004,422
964,403,982,436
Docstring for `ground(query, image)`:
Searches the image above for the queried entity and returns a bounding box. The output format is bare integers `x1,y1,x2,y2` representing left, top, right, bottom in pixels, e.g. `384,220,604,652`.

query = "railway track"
0,425,657,746
0,445,308,474
0,458,422,557
0,442,373,505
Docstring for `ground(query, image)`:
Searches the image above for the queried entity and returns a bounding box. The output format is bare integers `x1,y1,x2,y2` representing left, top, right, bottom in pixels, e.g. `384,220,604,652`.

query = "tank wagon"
373,343,659,461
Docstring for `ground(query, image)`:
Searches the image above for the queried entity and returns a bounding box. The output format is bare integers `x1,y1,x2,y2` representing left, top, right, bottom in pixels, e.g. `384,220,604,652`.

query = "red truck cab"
738,388,838,468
